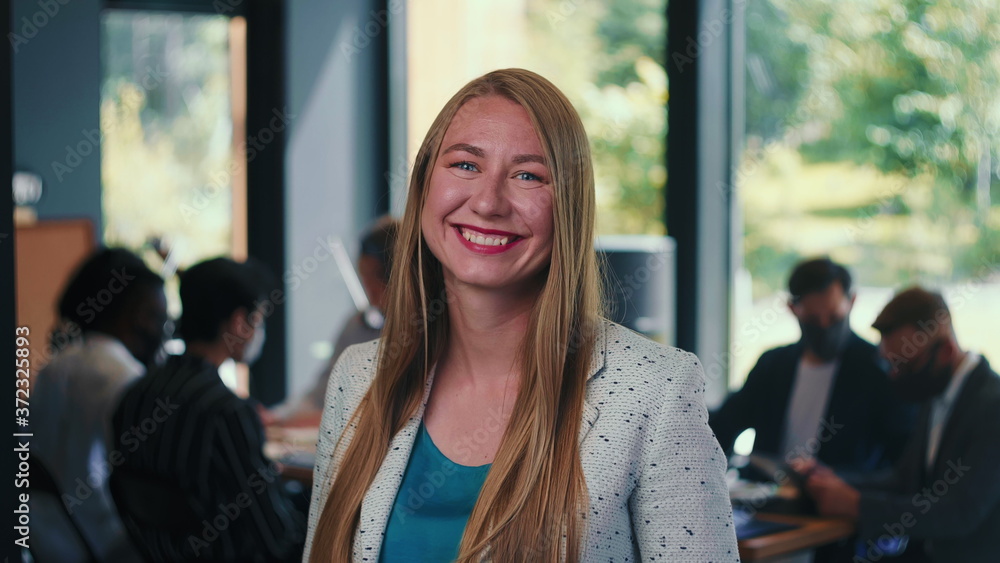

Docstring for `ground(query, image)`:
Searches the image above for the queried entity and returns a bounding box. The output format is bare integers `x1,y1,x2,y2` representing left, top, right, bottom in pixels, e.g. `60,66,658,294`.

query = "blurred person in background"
267,216,398,426
711,257,915,475
33,247,168,563
800,287,1000,562
112,257,304,562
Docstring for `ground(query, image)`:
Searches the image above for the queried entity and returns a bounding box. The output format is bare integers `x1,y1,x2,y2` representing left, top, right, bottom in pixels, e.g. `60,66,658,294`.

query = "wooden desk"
264,426,319,487
277,462,314,486
738,513,855,561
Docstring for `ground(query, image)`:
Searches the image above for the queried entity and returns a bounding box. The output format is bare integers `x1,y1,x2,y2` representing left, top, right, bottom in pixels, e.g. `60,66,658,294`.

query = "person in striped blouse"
112,257,304,562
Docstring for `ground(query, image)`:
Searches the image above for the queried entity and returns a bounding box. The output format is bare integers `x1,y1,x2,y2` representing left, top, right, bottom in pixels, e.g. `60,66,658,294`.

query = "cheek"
516,190,555,241
423,170,465,223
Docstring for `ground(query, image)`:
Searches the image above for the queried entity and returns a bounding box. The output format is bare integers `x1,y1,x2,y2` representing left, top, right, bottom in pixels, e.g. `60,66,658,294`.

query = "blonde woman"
304,69,738,562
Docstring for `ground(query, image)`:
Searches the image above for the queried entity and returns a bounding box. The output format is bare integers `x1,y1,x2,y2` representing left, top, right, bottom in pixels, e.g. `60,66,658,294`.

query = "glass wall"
100,10,249,391
101,11,244,270
730,0,1000,388
406,0,668,236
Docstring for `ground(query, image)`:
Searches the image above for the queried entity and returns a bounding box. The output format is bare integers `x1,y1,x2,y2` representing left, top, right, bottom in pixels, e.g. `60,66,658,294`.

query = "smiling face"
420,95,555,295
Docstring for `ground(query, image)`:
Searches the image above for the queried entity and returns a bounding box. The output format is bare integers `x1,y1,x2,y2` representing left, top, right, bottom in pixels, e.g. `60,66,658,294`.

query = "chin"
456,268,548,293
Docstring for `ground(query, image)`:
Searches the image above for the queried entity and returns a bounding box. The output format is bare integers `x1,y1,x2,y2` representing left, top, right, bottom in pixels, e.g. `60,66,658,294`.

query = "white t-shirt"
782,357,838,460
32,333,145,562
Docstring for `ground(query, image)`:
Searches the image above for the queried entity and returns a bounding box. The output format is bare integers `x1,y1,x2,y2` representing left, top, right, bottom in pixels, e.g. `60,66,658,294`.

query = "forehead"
442,96,542,151
880,325,918,348
794,282,847,312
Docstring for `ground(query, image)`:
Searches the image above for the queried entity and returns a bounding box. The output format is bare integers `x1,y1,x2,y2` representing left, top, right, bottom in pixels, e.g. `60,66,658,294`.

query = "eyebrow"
441,143,546,166
442,143,485,158
512,153,546,165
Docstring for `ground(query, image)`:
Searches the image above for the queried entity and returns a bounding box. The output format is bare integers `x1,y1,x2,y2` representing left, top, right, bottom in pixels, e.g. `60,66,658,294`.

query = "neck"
183,340,230,368
950,347,970,376
801,348,832,366
439,282,538,385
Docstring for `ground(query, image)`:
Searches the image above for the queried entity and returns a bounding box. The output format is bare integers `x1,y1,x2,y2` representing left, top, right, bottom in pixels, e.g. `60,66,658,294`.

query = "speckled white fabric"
304,320,739,562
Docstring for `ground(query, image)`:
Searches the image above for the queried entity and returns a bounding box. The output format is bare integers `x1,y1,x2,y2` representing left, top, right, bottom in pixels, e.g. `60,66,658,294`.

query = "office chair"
28,457,101,563
109,467,205,561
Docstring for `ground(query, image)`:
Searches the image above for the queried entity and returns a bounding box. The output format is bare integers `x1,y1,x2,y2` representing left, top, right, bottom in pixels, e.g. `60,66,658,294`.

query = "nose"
468,173,511,217
817,312,843,329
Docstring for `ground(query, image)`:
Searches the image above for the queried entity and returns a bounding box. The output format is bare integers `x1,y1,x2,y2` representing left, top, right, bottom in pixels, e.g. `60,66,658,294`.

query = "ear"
848,292,857,308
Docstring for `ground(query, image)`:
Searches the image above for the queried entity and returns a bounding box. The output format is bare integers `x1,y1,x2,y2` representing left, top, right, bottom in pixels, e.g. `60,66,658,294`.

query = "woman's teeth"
461,228,510,246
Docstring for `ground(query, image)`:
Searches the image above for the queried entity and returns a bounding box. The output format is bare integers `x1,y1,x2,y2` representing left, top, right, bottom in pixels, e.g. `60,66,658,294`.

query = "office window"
100,11,247,270
730,0,1000,388
406,0,668,236
100,10,250,392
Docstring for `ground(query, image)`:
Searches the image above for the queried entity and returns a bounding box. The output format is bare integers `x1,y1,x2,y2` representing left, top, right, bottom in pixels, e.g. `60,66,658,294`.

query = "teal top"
379,423,491,562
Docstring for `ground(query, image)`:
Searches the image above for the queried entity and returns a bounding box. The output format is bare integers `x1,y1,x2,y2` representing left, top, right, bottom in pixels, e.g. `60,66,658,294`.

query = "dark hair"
872,286,951,335
177,257,275,343
57,248,164,331
788,257,853,303
359,216,398,284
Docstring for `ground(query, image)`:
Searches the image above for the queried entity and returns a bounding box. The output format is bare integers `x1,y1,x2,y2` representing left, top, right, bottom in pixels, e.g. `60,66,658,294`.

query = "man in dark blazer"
803,287,1000,562
711,258,915,474
112,258,304,562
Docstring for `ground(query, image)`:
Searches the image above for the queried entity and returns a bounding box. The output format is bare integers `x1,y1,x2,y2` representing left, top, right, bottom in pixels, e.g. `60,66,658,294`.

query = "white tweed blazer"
304,320,739,562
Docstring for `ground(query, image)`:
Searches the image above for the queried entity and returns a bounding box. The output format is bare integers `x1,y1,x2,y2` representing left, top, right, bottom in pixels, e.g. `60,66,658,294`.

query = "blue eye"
449,161,478,172
515,171,543,182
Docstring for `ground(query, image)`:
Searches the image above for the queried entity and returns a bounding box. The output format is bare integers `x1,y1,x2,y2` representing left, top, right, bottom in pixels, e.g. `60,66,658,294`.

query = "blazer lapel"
354,366,437,561
930,359,986,479
908,404,932,488
579,322,608,445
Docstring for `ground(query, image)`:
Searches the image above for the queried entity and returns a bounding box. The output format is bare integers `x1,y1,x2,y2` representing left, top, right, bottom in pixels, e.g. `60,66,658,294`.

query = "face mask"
799,316,850,361
242,322,266,365
890,341,951,402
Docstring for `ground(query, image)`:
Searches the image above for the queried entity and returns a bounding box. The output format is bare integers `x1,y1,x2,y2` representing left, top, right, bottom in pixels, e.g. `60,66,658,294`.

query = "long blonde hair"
309,69,602,562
